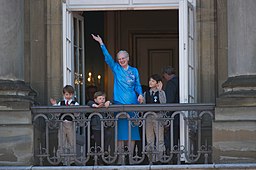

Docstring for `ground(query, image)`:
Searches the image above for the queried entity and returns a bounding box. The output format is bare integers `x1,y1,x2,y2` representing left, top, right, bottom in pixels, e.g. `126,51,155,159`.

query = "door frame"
63,0,197,160
63,0,196,101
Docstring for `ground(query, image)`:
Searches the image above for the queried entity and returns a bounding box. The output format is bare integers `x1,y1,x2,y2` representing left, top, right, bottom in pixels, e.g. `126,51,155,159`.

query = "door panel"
73,13,85,105
149,49,174,76
106,10,178,98
130,32,179,86
63,3,73,86
179,0,196,161
63,4,85,104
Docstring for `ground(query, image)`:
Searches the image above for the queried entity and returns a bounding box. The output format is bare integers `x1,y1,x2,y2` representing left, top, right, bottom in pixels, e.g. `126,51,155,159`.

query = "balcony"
31,103,214,166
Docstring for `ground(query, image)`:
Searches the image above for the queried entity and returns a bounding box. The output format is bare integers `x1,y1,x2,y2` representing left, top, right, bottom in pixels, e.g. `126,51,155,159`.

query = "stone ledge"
1,164,256,170
216,97,256,107
0,110,32,124
0,80,39,108
222,75,256,88
218,75,256,107
0,80,37,104
0,100,32,110
0,80,35,93
219,90,256,98
0,95,36,104
215,107,256,121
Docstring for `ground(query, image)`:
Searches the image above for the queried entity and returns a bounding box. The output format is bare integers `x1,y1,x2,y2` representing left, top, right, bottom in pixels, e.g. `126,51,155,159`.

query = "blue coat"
101,44,143,104
100,44,142,140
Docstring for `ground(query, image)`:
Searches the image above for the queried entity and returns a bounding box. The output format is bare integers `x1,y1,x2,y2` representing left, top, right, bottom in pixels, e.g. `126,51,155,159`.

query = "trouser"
164,113,180,152
145,112,164,162
92,128,113,151
58,120,76,164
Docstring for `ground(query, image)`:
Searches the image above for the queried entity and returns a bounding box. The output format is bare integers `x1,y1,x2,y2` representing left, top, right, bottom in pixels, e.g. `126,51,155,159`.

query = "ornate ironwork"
32,104,214,166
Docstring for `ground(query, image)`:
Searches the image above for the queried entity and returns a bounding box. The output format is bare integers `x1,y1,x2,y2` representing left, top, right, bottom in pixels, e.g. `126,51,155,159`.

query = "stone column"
227,0,256,77
0,0,35,165
213,0,256,163
0,0,24,80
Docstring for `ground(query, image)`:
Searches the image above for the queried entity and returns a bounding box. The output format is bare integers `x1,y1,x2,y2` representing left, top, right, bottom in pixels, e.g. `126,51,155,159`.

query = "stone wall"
0,80,36,165
24,0,63,105
213,0,256,163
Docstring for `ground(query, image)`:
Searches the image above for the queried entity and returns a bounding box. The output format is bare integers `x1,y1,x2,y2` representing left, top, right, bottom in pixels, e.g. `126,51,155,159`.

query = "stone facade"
0,80,36,165
0,0,35,165
213,0,256,163
0,0,256,166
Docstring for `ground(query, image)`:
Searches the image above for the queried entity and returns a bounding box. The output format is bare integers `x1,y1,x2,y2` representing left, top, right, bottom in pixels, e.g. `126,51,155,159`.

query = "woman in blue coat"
92,34,144,161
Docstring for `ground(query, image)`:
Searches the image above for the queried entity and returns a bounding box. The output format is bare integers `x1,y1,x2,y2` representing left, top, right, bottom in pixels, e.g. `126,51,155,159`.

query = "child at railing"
87,91,112,165
87,91,111,146
50,85,79,165
143,74,166,164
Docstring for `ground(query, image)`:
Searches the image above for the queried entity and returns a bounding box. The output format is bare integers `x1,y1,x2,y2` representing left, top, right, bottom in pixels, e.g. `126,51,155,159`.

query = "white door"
63,3,86,104
179,0,196,103
73,14,85,105
179,0,196,160
63,3,73,86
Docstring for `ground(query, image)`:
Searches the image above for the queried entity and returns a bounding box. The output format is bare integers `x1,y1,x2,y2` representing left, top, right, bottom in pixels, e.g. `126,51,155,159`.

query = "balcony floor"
1,163,256,170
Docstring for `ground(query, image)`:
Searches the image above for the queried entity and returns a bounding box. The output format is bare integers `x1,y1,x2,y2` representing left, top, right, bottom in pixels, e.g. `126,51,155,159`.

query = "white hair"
116,50,129,61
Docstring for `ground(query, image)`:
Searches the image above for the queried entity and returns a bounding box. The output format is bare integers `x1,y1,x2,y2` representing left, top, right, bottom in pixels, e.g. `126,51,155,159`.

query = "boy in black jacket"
87,91,111,151
143,74,166,163
50,85,79,165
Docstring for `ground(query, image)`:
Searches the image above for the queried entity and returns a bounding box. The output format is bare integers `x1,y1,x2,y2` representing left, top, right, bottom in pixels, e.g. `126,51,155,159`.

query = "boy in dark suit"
50,85,79,165
143,74,166,163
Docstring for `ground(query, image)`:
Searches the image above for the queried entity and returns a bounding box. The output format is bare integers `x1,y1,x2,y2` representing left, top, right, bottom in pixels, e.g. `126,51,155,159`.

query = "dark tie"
151,91,155,96
66,101,69,106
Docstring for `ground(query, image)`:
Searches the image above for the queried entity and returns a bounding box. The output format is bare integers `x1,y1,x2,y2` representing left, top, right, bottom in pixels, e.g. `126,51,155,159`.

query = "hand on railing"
50,98,57,105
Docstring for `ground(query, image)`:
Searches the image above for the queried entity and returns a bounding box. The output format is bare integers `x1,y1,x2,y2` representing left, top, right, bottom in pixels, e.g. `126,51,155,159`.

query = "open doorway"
83,10,179,101
63,1,197,161
63,0,196,106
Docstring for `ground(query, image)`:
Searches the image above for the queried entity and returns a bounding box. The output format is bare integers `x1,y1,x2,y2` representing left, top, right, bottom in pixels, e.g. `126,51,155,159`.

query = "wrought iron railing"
31,103,214,166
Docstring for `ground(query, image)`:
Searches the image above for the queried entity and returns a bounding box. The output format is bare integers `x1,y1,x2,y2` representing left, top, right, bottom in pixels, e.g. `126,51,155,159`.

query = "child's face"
149,78,158,88
63,92,73,100
94,95,106,104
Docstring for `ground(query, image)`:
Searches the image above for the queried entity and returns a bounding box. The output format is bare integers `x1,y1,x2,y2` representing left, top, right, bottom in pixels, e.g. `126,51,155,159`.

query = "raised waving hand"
91,34,104,45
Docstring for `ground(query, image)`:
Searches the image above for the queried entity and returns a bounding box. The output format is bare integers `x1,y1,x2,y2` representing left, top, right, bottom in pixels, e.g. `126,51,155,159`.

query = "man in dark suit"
162,66,179,156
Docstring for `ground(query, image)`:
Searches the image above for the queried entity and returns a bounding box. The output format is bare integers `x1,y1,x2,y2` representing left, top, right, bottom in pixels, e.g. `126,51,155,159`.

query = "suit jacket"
165,76,179,103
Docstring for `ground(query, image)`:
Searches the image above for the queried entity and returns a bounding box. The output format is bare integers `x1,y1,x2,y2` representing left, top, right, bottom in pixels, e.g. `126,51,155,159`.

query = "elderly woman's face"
117,52,129,68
